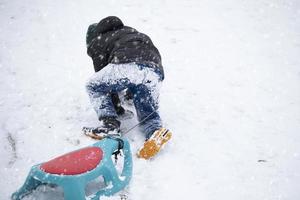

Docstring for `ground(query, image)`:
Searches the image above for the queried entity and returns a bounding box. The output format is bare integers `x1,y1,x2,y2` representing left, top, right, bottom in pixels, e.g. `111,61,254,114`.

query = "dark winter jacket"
86,16,164,79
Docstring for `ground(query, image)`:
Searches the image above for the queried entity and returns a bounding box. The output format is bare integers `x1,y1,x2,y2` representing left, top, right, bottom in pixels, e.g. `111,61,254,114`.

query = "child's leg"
86,81,118,120
131,84,162,139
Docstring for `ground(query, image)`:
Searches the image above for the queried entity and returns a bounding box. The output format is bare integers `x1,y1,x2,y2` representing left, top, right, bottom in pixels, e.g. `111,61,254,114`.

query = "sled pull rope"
123,111,156,135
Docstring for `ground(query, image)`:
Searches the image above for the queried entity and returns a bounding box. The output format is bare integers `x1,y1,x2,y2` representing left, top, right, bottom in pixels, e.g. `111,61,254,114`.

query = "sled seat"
40,147,103,175
12,138,132,200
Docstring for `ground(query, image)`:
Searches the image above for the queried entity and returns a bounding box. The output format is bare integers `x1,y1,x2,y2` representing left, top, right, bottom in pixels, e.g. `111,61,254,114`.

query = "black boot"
83,117,121,140
111,93,125,115
98,116,121,133
111,92,134,120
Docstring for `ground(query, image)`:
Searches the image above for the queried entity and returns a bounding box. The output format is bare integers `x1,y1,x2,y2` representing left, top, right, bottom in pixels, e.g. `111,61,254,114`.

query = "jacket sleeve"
92,53,109,72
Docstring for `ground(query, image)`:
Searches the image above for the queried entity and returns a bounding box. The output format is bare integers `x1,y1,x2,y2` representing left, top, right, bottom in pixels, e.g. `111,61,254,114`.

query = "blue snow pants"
86,63,163,139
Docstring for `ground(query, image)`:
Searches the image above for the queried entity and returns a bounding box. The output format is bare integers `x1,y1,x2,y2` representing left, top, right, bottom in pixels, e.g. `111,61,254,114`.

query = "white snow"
1,0,300,200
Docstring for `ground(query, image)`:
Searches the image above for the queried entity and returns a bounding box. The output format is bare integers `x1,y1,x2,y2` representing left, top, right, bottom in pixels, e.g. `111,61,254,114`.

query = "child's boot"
83,117,121,140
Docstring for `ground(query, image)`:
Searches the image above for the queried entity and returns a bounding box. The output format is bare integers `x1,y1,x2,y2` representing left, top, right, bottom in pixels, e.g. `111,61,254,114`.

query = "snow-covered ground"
1,0,300,199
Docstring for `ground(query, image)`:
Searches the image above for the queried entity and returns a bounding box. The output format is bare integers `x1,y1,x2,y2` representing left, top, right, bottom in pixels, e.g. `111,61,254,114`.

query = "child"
85,16,171,159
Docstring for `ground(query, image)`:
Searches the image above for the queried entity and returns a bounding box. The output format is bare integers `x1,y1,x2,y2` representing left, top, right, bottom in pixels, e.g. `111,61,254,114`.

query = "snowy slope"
1,0,300,199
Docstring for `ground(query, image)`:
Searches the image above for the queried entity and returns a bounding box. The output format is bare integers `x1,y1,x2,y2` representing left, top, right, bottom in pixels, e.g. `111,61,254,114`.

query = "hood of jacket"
95,16,124,34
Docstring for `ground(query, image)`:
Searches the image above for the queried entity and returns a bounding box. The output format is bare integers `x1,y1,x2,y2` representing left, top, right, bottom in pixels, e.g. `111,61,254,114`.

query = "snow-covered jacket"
86,16,164,79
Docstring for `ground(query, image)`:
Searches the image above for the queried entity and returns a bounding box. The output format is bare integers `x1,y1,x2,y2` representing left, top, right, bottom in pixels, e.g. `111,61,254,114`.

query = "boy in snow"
85,16,171,159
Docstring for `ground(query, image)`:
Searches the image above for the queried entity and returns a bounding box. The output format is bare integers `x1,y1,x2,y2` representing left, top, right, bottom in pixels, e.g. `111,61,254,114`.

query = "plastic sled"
12,138,132,200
